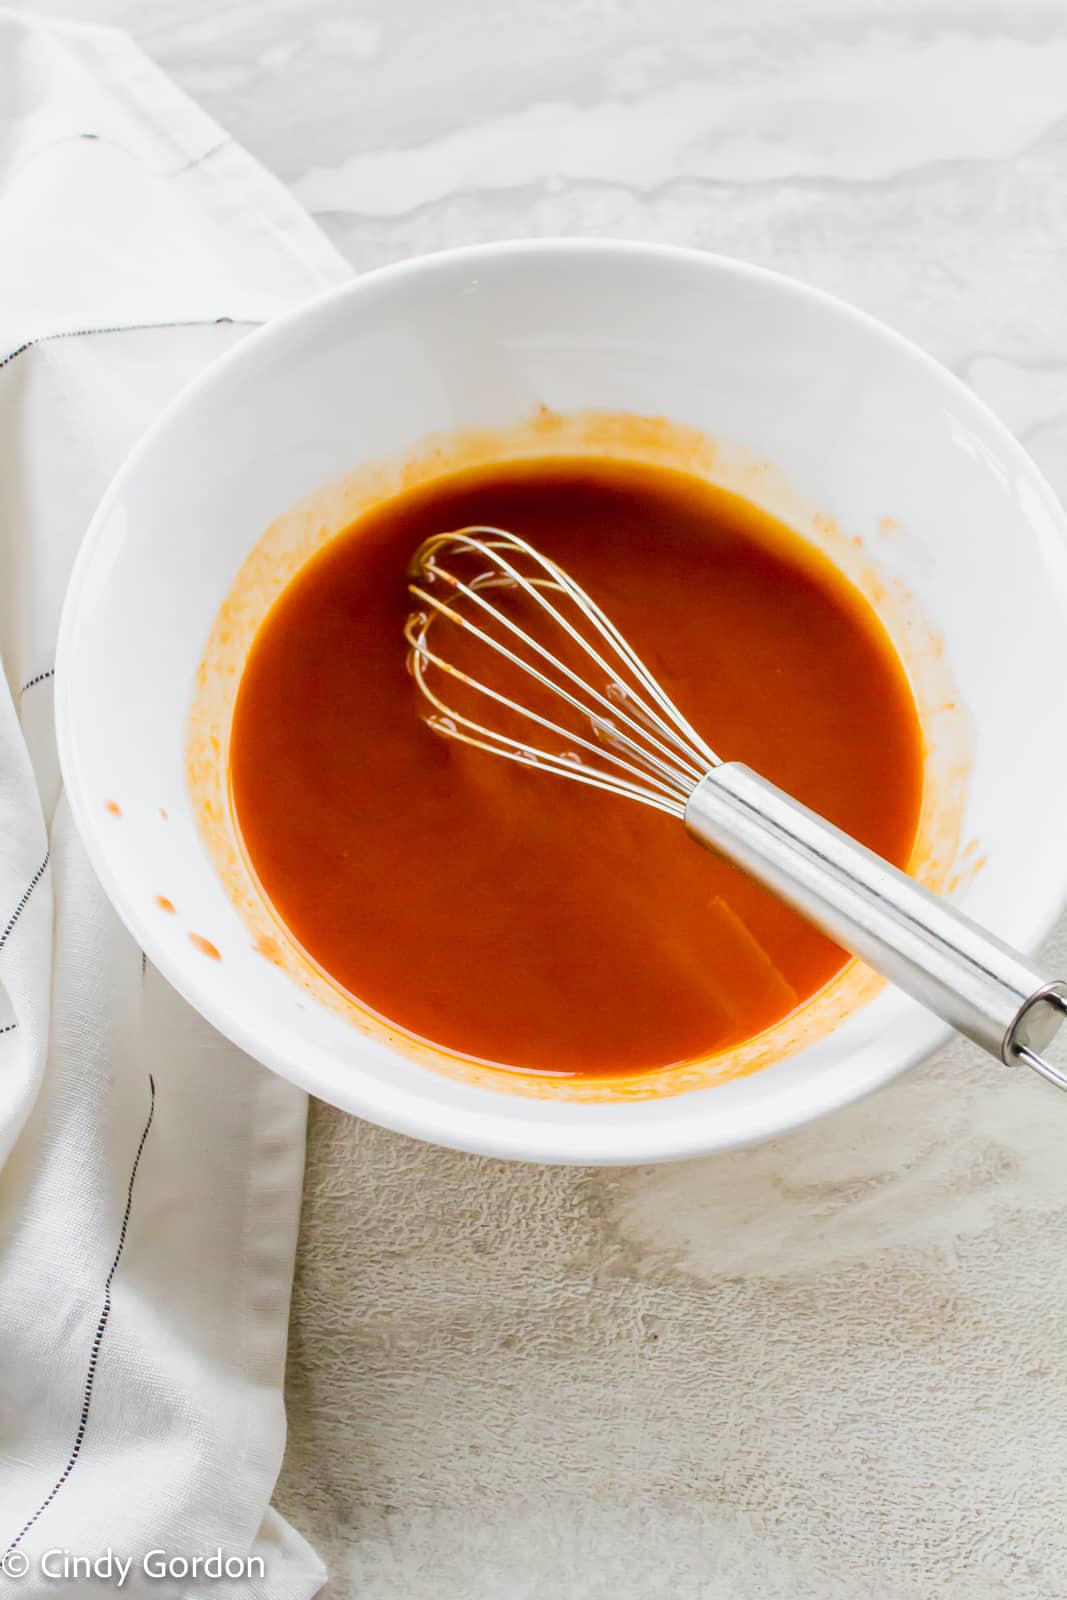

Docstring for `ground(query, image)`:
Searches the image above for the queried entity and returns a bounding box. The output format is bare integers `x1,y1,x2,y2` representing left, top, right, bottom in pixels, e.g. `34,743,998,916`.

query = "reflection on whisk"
405,526,720,818
404,524,1067,1092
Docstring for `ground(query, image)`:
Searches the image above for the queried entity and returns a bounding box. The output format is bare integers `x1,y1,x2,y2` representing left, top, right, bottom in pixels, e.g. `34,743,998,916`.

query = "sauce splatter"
229,456,923,1078
155,895,175,914
159,807,169,821
105,800,122,817
188,932,221,960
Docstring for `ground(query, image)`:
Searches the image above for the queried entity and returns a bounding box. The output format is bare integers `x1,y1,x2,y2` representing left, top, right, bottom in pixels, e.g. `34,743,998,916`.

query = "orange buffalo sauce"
229,458,923,1078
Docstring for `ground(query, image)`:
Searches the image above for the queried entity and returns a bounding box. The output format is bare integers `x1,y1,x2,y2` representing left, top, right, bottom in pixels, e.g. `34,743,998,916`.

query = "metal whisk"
405,526,1067,1091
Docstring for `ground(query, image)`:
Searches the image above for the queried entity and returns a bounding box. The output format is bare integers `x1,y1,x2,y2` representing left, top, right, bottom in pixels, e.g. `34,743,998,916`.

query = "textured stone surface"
12,1,1067,1592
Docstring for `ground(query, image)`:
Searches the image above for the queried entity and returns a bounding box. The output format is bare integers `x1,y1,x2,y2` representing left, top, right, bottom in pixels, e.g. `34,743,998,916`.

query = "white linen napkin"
0,13,350,1595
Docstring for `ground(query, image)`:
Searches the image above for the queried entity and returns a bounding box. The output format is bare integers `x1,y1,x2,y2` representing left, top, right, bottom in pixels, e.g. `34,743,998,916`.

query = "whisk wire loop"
404,611,689,812
406,527,719,816
407,577,698,796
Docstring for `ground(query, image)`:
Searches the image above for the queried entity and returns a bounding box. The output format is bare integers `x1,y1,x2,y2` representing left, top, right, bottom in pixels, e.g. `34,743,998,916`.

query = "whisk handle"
685,762,1067,1089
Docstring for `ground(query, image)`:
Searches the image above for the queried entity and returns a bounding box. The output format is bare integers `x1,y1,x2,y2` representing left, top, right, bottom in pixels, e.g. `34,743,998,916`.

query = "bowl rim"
55,236,1067,1163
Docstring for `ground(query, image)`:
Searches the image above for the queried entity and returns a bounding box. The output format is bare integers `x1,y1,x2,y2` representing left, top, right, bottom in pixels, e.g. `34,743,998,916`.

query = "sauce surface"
230,458,923,1077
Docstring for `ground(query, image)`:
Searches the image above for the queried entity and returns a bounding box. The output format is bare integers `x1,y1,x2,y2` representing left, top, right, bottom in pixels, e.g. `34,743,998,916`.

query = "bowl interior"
57,241,1067,1162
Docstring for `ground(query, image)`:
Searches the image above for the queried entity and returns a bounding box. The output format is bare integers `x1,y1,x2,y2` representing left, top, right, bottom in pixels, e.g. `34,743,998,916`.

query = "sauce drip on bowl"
229,458,923,1077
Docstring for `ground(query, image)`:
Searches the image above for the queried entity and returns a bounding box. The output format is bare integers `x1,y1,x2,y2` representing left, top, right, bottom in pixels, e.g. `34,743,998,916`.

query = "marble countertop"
13,2,1067,1596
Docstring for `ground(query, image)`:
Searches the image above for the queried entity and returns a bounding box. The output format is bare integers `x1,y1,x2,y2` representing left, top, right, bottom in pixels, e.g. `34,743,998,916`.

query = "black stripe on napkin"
19,669,55,695
0,855,49,955
2,1074,157,1556
0,315,260,371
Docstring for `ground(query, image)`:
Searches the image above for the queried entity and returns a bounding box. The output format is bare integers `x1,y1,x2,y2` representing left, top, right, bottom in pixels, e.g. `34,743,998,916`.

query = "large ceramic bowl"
56,240,1067,1163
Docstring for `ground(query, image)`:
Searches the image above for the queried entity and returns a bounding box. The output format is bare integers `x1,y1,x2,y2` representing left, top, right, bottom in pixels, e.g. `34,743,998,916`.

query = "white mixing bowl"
56,240,1067,1163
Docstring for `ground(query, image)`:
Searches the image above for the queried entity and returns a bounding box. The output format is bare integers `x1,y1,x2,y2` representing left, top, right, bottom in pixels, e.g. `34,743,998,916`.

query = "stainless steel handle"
685,762,1067,1090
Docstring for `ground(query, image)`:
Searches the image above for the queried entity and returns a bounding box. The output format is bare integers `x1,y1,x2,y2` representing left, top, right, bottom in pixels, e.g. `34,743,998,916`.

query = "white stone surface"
11,2,1067,1594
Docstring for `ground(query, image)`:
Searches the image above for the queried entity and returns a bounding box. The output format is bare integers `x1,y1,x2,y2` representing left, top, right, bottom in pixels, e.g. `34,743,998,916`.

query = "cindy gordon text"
0,1548,266,1585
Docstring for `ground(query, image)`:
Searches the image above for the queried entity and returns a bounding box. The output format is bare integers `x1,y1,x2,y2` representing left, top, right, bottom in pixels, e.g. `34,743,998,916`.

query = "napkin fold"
0,13,350,1595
